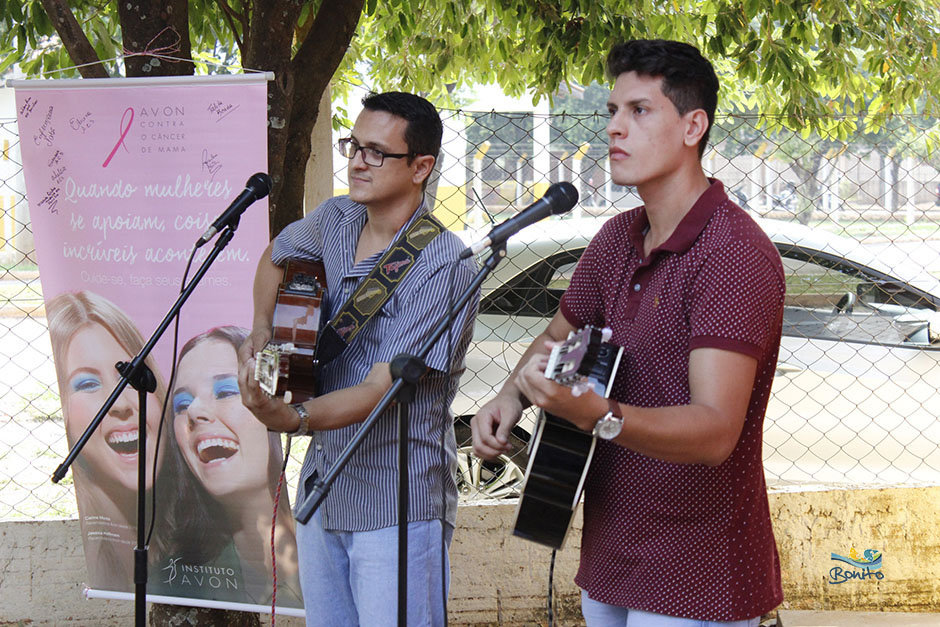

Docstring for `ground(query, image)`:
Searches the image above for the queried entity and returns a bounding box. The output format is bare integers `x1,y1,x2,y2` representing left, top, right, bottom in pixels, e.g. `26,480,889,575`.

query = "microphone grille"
247,172,273,198
547,181,579,215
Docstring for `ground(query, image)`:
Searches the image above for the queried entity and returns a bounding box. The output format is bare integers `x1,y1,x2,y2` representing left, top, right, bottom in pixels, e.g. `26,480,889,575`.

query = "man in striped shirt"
238,92,478,626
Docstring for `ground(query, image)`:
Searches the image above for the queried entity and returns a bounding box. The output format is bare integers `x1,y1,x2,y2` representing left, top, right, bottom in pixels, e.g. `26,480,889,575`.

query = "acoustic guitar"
512,326,623,550
254,258,327,403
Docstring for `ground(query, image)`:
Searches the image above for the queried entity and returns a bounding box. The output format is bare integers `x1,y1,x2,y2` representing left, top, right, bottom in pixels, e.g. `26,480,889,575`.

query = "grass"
812,218,940,241
0,252,39,273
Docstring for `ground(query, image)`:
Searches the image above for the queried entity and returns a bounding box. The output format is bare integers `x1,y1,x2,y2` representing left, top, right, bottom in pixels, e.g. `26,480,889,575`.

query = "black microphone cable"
547,548,557,626
145,243,197,572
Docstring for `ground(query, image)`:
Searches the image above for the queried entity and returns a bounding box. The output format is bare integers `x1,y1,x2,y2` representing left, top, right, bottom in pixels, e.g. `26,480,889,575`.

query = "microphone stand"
294,244,507,627
52,224,241,627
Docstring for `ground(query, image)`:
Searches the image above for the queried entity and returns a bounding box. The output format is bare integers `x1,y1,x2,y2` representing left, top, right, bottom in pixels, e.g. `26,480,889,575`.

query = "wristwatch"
287,402,311,437
593,397,623,440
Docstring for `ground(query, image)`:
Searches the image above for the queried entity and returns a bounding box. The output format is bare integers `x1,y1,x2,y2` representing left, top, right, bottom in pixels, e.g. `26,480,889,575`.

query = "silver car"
454,216,940,498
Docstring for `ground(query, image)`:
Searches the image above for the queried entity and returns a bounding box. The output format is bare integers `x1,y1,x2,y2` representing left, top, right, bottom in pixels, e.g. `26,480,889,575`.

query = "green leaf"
0,50,18,75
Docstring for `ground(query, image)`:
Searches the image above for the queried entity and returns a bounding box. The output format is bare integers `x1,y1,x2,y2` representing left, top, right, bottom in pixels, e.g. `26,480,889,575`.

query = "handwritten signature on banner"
19,96,37,118
201,149,223,179
34,105,56,147
38,187,60,214
70,112,96,134
207,100,239,122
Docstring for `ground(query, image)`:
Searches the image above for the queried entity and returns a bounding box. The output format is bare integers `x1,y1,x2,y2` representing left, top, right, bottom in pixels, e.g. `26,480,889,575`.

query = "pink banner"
14,75,303,614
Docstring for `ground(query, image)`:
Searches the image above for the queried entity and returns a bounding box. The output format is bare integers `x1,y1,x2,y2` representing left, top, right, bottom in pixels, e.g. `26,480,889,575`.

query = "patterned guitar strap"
315,212,446,366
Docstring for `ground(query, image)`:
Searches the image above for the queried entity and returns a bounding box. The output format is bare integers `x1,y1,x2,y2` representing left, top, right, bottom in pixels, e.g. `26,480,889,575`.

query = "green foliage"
342,0,940,139
4,1,940,137
1,1,119,76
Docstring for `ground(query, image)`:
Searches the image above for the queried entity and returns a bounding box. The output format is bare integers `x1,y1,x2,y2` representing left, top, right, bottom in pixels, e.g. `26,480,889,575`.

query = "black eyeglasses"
337,137,411,167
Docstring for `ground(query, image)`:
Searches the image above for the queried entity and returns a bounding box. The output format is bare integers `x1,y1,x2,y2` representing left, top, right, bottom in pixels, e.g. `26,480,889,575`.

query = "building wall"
2,486,938,626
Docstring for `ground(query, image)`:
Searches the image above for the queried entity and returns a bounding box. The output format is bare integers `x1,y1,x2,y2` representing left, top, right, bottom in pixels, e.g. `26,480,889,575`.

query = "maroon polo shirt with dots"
561,180,785,621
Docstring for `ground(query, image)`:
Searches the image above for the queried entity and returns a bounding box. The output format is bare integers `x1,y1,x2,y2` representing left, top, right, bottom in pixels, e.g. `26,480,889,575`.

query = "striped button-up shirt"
271,195,479,531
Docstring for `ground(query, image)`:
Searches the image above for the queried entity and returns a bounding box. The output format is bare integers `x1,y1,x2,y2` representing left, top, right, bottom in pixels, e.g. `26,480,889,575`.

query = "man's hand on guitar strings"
238,327,272,367
470,394,524,461
237,350,299,433
516,355,608,433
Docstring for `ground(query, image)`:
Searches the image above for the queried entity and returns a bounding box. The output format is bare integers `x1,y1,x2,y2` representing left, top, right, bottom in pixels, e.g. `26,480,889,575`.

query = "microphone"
196,172,273,247
460,182,578,258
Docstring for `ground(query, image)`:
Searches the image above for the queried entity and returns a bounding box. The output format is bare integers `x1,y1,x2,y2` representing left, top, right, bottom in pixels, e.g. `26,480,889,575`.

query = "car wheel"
454,417,529,500
455,446,526,499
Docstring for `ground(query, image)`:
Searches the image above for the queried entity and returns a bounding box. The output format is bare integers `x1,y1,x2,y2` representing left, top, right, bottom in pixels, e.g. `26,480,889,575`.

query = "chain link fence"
3,108,940,520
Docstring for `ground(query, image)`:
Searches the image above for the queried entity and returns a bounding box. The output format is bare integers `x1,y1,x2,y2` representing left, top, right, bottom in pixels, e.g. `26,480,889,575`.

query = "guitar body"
512,327,623,550
512,412,596,549
254,259,327,403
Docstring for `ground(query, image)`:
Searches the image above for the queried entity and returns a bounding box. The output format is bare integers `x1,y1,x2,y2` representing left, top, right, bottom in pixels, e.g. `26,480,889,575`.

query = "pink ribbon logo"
102,107,134,168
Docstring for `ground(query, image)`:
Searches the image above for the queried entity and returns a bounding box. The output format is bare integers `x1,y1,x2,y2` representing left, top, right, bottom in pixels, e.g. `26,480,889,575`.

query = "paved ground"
778,610,940,626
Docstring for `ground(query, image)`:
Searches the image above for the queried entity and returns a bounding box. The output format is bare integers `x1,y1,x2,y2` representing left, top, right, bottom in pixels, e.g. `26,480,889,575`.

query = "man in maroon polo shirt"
472,40,785,626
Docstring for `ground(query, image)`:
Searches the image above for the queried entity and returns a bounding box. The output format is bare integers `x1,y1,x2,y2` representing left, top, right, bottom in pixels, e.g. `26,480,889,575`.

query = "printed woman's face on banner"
172,338,271,497
63,323,162,492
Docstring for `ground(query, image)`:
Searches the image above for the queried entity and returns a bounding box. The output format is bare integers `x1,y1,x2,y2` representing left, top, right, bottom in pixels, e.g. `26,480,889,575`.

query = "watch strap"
287,402,311,437
606,397,622,418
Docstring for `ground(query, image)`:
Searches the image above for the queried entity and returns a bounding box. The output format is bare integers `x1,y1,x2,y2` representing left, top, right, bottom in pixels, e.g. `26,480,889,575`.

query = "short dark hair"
361,91,443,162
606,39,719,157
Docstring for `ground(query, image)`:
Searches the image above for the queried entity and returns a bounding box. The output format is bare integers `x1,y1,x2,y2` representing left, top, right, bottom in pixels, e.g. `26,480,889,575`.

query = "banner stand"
84,589,306,618
55,222,249,626
11,71,293,614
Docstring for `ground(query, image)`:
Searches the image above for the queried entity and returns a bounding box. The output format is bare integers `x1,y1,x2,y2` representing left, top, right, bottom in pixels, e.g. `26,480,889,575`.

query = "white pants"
581,590,761,627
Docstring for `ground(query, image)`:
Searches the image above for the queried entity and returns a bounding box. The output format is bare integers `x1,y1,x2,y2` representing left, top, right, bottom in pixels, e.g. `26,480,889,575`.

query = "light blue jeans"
581,590,761,627
297,508,453,627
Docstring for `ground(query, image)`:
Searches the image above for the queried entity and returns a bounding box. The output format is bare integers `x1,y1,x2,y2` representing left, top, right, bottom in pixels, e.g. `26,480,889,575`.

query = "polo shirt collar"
627,178,728,258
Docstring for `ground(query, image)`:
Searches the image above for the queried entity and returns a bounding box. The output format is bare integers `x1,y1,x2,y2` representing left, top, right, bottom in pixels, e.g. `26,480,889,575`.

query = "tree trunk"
790,152,823,225
117,0,194,77
889,157,901,216
118,6,260,626
242,0,366,237
149,604,260,626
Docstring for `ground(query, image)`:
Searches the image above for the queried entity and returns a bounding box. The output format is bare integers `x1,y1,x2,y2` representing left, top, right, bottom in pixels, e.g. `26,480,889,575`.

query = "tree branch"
213,0,246,56
290,0,364,79
38,0,109,78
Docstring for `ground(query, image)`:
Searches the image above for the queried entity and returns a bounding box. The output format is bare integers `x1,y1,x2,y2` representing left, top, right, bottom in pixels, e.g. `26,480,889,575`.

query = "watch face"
594,415,622,440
